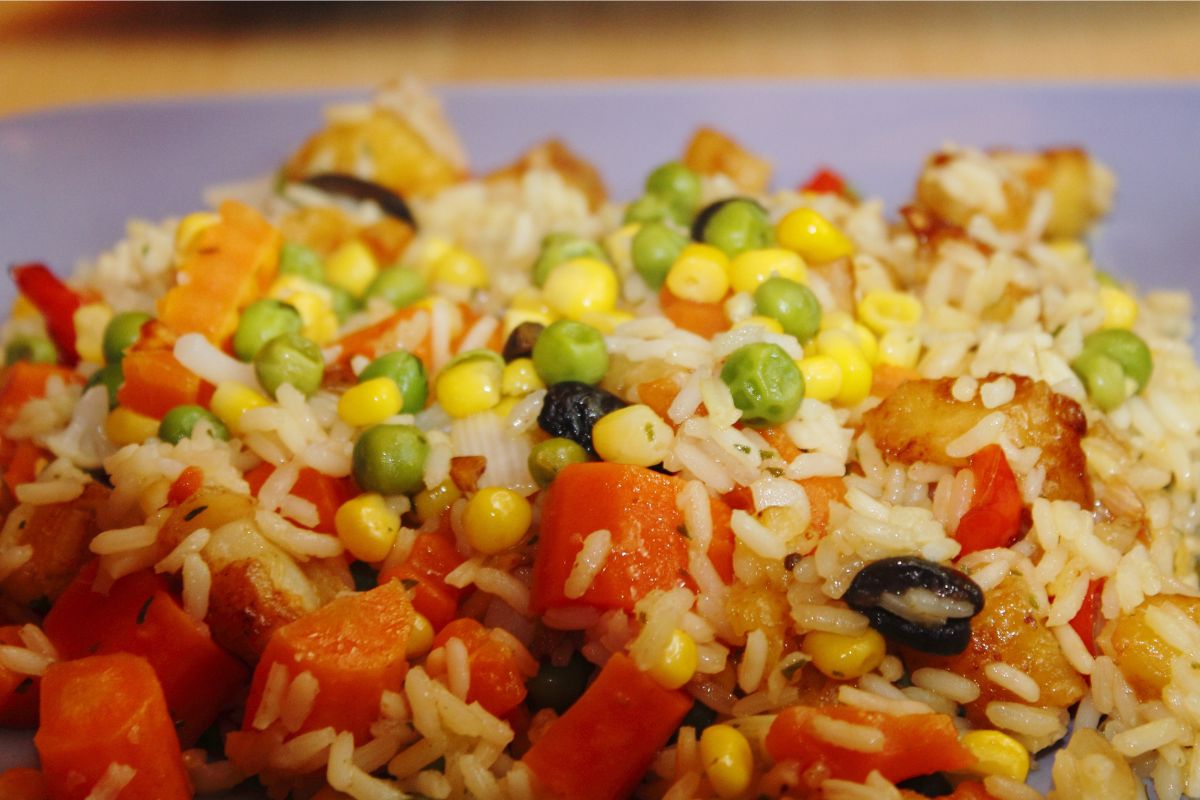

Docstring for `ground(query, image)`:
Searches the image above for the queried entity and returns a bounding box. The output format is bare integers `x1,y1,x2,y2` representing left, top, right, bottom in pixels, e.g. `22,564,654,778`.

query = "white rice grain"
563,529,612,600
181,553,212,622
445,637,472,701
90,524,158,556
84,763,137,800
910,668,981,704
945,411,1007,459
810,714,885,753
155,527,212,574
280,671,320,733
737,629,769,693
0,645,53,676
1112,717,1188,758
983,662,1041,703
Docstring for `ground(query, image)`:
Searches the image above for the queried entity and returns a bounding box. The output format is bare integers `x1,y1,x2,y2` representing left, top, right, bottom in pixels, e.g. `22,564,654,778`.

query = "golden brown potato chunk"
1099,594,1200,700
156,488,259,561
996,148,1115,240
863,373,1092,506
487,138,607,209
915,148,1035,232
682,127,772,194
905,576,1087,724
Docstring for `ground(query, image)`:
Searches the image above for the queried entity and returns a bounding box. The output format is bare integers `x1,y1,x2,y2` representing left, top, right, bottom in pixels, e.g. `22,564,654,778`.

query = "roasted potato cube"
487,138,607,209
683,127,772,194
996,148,1116,240
1099,594,1200,700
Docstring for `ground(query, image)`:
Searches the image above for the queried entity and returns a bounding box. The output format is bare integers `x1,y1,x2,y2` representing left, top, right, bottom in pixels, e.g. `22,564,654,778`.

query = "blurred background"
2,1,1199,117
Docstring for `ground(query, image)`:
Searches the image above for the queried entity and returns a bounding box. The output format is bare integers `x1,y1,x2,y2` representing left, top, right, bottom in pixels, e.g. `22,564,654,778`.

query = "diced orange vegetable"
432,618,528,717
332,305,433,370
531,462,734,612
659,286,730,339
0,363,82,428
242,580,413,742
954,444,1022,556
0,767,47,800
35,653,191,800
245,463,355,534
0,626,39,727
378,520,465,631
116,349,206,420
3,439,46,496
759,424,801,462
765,704,975,784
635,376,682,423
157,200,281,343
522,652,691,800
166,465,204,507
800,475,846,536
1070,579,1104,657
43,563,247,747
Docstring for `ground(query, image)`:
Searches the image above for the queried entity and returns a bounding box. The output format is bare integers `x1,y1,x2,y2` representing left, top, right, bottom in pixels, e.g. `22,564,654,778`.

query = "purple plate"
1,81,1198,795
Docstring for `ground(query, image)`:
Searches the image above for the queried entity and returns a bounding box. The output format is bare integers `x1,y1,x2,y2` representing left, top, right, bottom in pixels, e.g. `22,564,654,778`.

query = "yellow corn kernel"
578,309,634,334
877,327,922,370
728,247,807,294
776,207,855,264
502,358,545,397
338,377,404,427
503,308,556,339
493,396,520,420
543,257,619,320
269,276,339,344
72,302,113,365
822,312,877,363
648,629,698,690
797,355,843,402
326,239,379,297
174,211,220,253
603,222,640,278
10,295,41,321
1049,239,1088,263
819,309,856,334
335,493,400,562
463,487,533,555
857,290,923,335
801,628,886,680
818,330,873,405
412,236,454,279
592,404,675,468
699,724,753,799
413,479,462,525
209,381,271,435
1099,286,1138,330
105,406,160,447
734,315,785,335
665,243,730,304
435,358,503,419
406,612,435,659
961,730,1031,782
432,246,489,289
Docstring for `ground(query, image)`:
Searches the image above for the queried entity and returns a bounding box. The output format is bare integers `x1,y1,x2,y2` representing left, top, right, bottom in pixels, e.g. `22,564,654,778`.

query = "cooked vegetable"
157,404,229,445
532,233,609,288
632,220,689,289
232,299,303,362
658,284,731,337
537,381,627,455
1071,328,1153,411
528,436,590,487
5,334,58,366
644,161,702,224
278,240,326,282
666,242,730,304
501,320,544,362
0,626,39,727
253,331,325,398
116,349,206,420
542,257,620,320
775,207,856,263
378,522,464,630
9,263,83,366
532,319,608,387
83,362,122,409
352,423,429,495
432,618,530,717
463,486,532,554
364,266,427,309
101,311,152,365
358,350,428,414
694,197,772,257
954,444,1023,556
720,342,805,427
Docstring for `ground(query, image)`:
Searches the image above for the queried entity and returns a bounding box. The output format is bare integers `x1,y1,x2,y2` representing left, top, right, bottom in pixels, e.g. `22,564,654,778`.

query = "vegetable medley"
1,82,1199,800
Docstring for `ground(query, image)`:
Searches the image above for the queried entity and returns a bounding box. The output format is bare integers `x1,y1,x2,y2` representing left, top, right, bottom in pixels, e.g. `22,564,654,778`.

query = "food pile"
1,80,1199,800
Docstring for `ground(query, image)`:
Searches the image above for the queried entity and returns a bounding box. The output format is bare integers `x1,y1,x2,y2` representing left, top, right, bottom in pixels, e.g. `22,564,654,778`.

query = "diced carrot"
659,286,731,339
531,462,734,613
758,424,801,462
0,767,47,800
0,363,82,428
332,305,433,370
635,376,682,423
43,563,247,747
245,463,355,534
871,364,922,399
954,444,1023,556
166,465,204,507
157,200,281,343
116,349,206,420
35,653,191,800
522,652,691,800
1069,579,1104,657
3,439,46,496
765,704,976,784
721,484,755,512
242,580,413,742
432,618,528,717
800,475,846,536
378,520,465,630
0,626,39,727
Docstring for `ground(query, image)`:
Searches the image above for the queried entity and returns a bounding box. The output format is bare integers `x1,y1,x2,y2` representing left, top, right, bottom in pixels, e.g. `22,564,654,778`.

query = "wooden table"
2,2,1198,118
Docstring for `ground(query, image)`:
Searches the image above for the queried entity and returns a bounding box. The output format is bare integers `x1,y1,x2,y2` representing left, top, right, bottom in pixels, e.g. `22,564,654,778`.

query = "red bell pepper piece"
801,167,852,198
954,444,1023,556
1069,579,1104,656
9,263,82,366
166,465,205,507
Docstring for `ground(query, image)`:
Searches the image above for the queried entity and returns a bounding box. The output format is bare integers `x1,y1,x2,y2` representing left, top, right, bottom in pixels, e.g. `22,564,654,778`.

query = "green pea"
701,198,772,257
528,437,590,487
327,284,363,323
253,332,325,398
101,311,152,365
233,300,303,362
623,193,671,225
359,351,429,414
532,233,608,287
525,651,594,714
754,276,822,343
85,363,123,409
720,342,805,427
1080,329,1153,392
158,404,229,445
352,423,429,495
632,221,688,289
5,334,58,366
365,267,427,309
645,161,702,224
532,320,608,386
1071,349,1127,411
278,241,326,283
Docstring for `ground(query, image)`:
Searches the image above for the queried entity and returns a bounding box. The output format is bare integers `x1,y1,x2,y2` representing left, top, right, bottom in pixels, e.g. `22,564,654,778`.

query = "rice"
84,763,137,800
910,668,981,704
181,553,212,621
280,671,320,733
983,662,1041,703
985,701,1066,738
563,529,612,600
810,714,886,753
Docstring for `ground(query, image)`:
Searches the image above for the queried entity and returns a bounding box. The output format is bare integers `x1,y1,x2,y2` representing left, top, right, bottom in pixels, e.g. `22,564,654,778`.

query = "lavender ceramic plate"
1,81,1198,795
